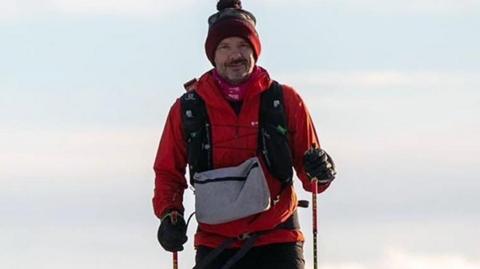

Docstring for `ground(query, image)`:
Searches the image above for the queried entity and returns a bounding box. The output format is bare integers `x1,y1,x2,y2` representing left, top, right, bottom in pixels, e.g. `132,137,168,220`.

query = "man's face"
214,36,255,85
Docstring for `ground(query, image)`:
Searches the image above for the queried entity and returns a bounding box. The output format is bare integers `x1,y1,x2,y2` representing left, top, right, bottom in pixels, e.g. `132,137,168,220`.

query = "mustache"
227,58,247,66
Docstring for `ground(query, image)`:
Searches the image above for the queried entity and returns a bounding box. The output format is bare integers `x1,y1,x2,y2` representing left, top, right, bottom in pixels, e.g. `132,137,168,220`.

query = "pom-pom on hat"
205,0,261,65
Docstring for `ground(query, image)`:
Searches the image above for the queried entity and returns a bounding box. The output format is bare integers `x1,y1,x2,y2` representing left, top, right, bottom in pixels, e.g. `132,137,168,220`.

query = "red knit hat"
205,0,261,65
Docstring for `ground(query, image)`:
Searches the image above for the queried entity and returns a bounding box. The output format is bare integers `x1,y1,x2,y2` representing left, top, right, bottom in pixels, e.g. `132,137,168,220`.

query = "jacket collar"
195,66,272,109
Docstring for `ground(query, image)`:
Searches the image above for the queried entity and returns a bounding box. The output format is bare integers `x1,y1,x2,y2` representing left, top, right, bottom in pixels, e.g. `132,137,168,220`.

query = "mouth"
227,60,247,69
228,64,247,73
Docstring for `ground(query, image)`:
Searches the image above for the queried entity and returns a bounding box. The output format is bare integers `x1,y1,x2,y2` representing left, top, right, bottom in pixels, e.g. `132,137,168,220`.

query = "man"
153,1,336,268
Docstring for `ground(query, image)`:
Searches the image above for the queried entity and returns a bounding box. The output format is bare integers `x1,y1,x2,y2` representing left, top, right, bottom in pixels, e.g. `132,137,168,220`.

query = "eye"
217,44,230,50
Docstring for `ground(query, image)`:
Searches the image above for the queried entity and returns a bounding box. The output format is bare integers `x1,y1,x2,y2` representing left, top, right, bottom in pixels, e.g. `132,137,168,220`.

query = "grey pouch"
193,157,271,225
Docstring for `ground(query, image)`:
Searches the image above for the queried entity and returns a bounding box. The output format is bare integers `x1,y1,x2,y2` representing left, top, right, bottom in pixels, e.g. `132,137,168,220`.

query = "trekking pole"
311,177,318,269
173,252,178,269
307,143,322,269
171,212,179,269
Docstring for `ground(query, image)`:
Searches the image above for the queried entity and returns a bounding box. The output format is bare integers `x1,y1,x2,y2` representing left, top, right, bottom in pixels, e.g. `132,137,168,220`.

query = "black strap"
180,91,213,184
193,238,236,269
193,211,300,269
220,234,259,269
258,81,294,184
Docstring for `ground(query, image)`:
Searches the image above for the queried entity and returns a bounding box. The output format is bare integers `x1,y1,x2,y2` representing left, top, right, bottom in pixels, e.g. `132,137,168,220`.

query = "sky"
1,0,479,268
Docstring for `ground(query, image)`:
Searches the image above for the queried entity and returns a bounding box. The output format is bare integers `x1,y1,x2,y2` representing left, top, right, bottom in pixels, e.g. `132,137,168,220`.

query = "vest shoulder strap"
180,90,212,184
259,81,294,184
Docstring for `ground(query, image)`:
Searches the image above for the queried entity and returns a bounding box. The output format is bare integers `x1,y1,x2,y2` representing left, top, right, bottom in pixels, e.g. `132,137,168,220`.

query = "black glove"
303,148,336,184
157,211,188,252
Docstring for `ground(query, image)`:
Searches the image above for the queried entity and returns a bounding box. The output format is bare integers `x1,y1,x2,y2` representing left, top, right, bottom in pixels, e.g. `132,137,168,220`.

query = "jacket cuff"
160,209,184,221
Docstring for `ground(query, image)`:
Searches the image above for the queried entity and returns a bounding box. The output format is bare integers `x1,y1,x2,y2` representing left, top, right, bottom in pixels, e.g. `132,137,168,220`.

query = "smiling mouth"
228,59,247,67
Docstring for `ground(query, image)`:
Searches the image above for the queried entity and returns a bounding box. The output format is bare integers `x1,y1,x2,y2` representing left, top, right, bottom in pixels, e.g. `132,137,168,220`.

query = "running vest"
180,81,294,185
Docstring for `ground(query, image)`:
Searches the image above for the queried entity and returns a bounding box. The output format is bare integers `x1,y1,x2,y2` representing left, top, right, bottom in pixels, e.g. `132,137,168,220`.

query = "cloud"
0,0,44,21
277,70,480,91
0,0,197,22
47,0,196,16
381,250,480,269
258,0,480,14
2,0,479,22
0,128,160,181
316,249,480,269
0,1,18,20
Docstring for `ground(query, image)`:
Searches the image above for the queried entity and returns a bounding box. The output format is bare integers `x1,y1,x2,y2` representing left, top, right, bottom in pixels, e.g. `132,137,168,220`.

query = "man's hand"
303,147,336,184
157,211,188,252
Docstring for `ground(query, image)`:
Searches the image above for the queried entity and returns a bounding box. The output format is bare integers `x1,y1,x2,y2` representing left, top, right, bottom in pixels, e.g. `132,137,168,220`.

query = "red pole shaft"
173,252,178,269
171,212,179,269
312,179,318,269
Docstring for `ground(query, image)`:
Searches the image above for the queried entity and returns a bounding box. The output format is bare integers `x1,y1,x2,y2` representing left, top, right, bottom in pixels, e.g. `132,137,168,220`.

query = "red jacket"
153,68,330,248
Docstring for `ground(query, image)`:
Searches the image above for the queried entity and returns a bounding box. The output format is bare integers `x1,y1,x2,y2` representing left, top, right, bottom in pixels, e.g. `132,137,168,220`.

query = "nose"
229,48,243,60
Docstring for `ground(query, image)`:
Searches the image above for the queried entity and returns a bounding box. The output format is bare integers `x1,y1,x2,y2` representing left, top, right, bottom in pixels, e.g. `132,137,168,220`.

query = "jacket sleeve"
152,99,189,219
283,85,331,193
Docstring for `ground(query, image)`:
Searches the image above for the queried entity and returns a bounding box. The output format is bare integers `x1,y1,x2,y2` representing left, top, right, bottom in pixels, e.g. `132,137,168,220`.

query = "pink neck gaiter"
213,66,262,102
